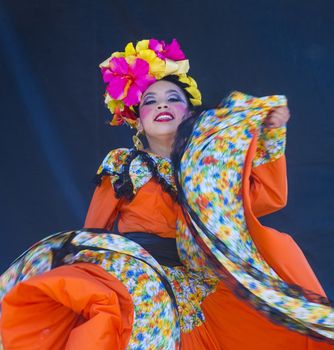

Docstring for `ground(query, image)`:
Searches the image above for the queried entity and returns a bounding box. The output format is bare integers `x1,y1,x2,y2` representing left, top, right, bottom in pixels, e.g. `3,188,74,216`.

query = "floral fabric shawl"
176,91,334,343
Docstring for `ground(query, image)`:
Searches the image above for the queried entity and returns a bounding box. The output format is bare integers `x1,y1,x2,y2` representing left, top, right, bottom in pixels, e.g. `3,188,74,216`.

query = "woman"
1,38,333,349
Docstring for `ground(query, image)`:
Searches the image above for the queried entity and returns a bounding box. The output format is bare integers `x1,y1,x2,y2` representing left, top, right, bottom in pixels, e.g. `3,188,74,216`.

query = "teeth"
155,114,174,121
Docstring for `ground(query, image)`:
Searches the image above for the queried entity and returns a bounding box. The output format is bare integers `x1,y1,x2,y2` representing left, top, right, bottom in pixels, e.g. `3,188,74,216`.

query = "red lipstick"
154,112,175,122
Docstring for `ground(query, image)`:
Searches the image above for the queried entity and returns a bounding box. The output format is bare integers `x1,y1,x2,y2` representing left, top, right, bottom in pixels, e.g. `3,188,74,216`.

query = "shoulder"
94,148,177,201
96,148,133,176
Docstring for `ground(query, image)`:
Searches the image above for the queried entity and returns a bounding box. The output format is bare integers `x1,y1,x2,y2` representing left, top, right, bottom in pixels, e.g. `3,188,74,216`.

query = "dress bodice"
85,148,180,238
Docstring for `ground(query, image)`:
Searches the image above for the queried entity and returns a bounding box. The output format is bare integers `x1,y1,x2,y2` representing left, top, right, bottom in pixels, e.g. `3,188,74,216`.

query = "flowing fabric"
1,91,333,349
177,91,334,344
0,230,181,349
1,263,134,350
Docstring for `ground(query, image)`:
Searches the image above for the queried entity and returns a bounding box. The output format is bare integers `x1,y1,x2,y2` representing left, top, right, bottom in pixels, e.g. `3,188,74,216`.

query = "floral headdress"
100,38,202,128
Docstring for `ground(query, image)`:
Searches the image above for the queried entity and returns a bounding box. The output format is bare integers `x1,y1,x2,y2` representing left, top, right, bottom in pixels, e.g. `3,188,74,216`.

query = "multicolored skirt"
1,229,333,349
0,229,220,349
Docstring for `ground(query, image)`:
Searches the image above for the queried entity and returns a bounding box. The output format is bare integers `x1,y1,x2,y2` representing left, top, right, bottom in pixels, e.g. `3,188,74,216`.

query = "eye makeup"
168,94,184,103
142,99,156,105
141,92,185,106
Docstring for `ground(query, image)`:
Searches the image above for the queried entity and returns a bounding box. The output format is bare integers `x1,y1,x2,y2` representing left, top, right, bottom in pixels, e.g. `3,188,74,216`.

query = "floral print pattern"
0,230,181,349
1,91,334,348
178,91,334,343
162,265,218,332
97,148,176,195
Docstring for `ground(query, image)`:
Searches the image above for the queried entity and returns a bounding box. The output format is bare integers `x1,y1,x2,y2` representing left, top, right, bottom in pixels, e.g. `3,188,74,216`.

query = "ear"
136,118,144,133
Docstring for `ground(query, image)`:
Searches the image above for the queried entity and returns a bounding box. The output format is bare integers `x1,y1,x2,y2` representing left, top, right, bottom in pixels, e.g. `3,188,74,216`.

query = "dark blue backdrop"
0,0,333,298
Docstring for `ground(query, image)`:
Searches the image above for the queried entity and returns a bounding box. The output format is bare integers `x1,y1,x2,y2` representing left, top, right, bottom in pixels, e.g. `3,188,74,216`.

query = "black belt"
67,229,182,267
50,230,181,324
123,232,182,267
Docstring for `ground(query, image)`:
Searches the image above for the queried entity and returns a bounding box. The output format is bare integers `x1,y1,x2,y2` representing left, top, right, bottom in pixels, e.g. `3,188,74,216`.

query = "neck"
145,134,174,159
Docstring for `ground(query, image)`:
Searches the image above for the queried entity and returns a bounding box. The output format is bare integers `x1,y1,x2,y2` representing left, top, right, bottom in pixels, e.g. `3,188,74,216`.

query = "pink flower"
102,57,156,106
148,38,185,61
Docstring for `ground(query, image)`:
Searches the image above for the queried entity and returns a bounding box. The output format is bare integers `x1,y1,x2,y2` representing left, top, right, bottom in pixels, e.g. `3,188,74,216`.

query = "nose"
157,102,169,110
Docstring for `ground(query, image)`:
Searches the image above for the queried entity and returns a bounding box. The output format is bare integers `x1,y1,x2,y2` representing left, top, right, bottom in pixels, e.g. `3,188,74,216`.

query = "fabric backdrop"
0,0,333,298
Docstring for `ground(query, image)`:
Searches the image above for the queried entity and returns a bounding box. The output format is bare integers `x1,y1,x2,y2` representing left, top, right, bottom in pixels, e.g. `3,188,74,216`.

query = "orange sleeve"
249,155,287,217
84,176,121,230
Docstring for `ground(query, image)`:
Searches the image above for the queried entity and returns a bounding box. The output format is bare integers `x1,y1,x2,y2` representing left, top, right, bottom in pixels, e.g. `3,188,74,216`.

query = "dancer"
1,38,333,349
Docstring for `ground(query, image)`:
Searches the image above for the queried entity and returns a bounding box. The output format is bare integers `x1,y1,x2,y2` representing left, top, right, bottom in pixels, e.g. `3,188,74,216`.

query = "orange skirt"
1,263,134,350
1,229,333,349
2,263,333,349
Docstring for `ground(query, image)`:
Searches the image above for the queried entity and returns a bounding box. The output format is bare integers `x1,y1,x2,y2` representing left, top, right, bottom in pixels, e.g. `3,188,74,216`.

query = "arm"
250,115,288,217
250,155,287,217
84,176,121,230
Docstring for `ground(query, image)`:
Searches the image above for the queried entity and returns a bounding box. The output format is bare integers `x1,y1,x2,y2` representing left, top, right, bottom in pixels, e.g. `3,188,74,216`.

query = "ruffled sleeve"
94,148,131,185
250,156,288,217
246,95,288,216
84,176,121,230
84,148,130,230
216,91,289,217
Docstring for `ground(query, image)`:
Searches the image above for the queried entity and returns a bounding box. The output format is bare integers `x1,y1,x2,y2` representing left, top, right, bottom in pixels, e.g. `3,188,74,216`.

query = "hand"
265,106,290,128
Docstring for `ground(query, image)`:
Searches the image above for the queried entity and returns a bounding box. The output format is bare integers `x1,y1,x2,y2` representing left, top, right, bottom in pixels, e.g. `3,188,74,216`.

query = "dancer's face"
138,80,190,139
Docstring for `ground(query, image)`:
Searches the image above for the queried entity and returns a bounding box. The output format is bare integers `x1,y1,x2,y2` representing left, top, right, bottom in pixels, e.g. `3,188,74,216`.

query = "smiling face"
137,80,190,140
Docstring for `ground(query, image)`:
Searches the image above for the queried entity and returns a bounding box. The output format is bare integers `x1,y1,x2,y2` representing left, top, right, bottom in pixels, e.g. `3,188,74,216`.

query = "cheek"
139,105,154,120
174,104,188,118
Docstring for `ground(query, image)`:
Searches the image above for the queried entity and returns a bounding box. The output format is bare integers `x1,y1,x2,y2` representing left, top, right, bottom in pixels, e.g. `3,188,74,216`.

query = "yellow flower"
110,51,124,58
190,97,202,106
186,85,202,100
124,40,149,55
178,74,191,86
137,50,165,79
106,98,124,113
178,74,202,105
123,40,166,79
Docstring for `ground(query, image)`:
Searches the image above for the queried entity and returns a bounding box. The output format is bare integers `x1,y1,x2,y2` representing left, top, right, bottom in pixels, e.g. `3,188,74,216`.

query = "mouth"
154,112,175,122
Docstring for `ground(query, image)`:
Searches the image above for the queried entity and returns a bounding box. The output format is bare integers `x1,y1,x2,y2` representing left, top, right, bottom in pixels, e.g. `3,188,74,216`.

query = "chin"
147,128,177,139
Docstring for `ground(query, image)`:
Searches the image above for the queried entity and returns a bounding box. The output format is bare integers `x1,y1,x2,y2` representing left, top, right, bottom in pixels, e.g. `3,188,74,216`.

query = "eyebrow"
142,92,155,99
142,89,182,99
166,89,181,94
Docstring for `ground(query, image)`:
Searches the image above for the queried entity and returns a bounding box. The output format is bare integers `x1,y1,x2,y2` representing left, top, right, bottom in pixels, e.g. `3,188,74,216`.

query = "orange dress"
1,91,333,349
82,156,332,349
85,176,180,239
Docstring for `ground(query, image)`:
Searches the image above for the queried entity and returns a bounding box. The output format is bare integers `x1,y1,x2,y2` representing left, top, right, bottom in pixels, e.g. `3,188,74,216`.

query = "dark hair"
165,76,207,184
159,75,207,169
170,106,205,185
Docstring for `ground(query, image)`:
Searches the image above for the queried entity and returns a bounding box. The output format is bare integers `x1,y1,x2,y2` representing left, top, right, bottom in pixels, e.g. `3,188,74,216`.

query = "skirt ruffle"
1,229,333,349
